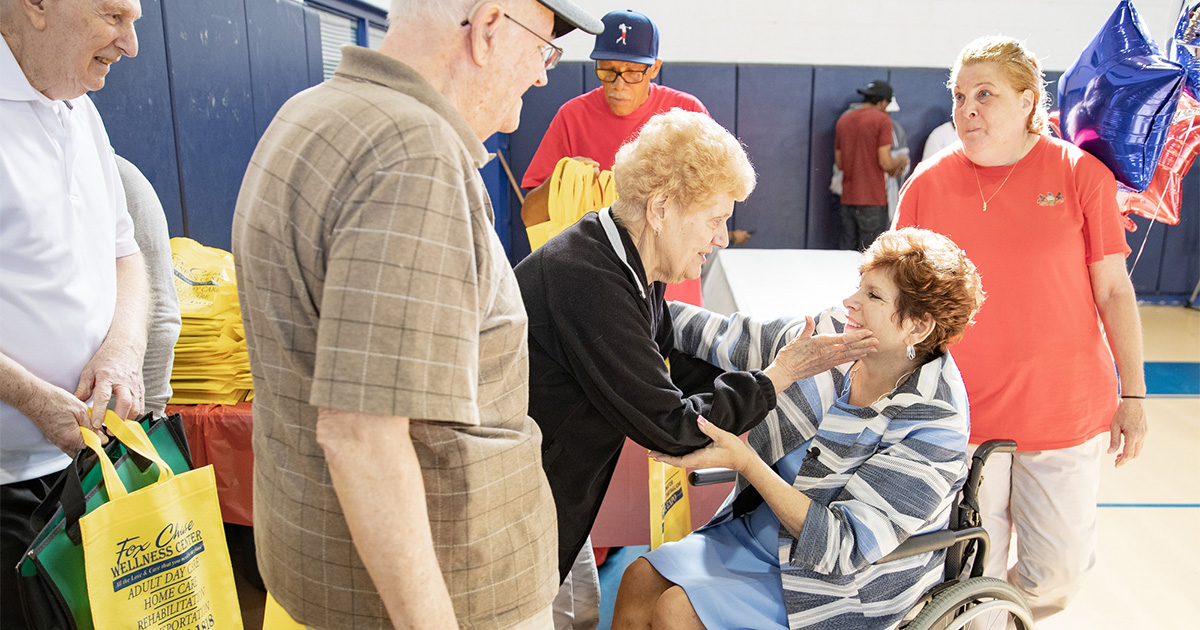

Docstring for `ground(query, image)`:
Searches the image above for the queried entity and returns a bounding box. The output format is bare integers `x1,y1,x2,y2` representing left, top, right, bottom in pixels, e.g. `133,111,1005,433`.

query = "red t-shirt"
834,106,892,206
522,83,709,189
895,136,1130,451
522,83,709,305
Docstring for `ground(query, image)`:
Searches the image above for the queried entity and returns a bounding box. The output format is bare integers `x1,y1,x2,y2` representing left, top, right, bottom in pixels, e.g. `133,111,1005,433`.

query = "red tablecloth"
590,439,732,547
162,402,733,543
166,402,254,527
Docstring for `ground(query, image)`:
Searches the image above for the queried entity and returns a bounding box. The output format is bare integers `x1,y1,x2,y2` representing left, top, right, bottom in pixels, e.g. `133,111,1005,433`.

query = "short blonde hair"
610,109,755,224
950,36,1049,135
860,228,986,362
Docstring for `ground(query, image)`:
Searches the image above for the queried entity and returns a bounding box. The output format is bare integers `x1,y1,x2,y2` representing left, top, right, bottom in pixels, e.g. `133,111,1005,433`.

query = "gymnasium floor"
596,304,1200,630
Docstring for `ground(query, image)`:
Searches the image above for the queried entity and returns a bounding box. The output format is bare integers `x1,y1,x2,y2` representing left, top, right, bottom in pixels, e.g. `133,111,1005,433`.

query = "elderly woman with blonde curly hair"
514,108,878,624
612,228,986,630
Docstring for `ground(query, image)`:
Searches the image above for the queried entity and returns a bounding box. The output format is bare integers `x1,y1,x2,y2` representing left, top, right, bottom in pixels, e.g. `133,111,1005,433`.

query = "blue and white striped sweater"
670,303,971,630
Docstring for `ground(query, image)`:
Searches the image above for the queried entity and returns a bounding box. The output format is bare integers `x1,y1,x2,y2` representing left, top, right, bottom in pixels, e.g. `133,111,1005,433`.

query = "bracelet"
1120,395,1146,399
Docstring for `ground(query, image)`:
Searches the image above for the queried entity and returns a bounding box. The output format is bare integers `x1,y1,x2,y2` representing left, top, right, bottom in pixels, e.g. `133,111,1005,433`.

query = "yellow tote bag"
650,358,692,549
648,459,692,549
79,414,243,630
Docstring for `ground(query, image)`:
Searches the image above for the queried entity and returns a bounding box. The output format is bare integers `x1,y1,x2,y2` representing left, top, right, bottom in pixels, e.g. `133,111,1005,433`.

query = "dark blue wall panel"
888,67,952,165
91,0,184,238
505,62,588,261
481,134,511,252
658,64,737,135
1151,167,1200,295
1126,215,1168,293
160,0,257,252
304,7,325,87
735,65,813,249
807,66,887,249
246,0,316,138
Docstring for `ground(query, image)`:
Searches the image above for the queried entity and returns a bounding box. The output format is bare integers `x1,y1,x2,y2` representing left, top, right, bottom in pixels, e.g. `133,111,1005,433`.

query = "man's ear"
22,0,51,31
465,2,504,67
645,59,663,80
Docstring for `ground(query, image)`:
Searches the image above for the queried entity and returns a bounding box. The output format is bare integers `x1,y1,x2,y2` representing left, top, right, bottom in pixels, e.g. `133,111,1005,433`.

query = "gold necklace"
972,161,1019,212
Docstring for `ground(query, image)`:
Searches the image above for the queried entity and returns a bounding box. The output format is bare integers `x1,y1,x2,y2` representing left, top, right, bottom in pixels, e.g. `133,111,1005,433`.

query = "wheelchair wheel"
903,577,1035,630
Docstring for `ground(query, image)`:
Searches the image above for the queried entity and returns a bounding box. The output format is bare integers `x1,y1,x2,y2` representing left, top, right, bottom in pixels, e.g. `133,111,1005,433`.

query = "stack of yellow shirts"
168,237,254,405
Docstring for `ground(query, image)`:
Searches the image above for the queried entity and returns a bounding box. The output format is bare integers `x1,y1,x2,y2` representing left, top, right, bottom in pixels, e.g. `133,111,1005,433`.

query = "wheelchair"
689,439,1035,630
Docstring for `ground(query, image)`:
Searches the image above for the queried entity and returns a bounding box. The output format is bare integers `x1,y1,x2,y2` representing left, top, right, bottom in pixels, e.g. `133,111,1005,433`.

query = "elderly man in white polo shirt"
0,1,147,626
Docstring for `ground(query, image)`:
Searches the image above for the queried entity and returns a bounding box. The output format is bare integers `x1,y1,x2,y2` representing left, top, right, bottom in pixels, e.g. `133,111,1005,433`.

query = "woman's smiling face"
842,267,911,355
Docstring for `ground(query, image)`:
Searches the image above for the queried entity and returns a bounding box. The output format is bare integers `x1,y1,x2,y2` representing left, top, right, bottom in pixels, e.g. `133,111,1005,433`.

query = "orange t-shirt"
895,136,1130,451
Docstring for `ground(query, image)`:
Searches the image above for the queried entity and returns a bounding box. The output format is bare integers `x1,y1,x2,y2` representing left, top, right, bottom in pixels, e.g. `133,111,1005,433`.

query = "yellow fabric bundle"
526,157,616,252
168,237,253,404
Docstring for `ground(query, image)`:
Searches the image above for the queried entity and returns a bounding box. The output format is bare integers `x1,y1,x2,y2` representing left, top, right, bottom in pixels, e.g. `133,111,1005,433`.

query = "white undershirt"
0,38,138,483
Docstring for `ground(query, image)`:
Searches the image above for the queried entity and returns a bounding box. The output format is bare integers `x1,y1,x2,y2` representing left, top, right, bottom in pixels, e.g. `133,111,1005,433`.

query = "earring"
906,344,916,360
654,228,661,237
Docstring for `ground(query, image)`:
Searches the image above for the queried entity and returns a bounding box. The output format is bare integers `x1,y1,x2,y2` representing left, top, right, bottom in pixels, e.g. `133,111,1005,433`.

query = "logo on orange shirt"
1037,192,1065,206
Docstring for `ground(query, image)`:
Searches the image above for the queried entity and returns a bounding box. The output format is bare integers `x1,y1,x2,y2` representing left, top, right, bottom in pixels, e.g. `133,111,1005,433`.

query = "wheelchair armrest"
877,526,989,564
689,468,737,486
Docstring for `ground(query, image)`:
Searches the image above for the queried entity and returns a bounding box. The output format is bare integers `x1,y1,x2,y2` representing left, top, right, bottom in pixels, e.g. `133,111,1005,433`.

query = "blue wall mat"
808,66,888,249
1154,167,1200,295
506,62,588,263
657,63,738,140
161,0,257,252
303,7,325,87
482,134,511,252
1127,214,1169,293
90,0,185,238
888,67,952,166
245,0,316,138
733,65,813,249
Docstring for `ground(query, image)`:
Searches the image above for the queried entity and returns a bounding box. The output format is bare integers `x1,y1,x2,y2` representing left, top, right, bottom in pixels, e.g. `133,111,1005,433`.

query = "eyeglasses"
461,11,563,71
595,63,650,84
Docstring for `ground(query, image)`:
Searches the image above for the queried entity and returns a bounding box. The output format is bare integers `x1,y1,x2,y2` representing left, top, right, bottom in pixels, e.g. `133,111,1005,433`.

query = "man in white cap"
233,1,602,628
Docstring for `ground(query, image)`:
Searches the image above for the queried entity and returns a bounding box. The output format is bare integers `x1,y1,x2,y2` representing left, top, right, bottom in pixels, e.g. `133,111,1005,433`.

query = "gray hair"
388,0,479,26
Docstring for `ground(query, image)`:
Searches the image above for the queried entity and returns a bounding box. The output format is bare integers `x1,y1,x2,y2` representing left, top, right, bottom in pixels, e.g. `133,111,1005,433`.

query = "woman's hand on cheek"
766,317,878,391
649,416,754,473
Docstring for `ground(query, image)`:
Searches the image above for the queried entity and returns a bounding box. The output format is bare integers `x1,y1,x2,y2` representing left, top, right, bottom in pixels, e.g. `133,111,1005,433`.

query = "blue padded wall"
735,65,813,249
658,64,737,135
160,0,257,252
888,67,953,165
808,66,887,249
304,8,325,87
90,0,184,238
506,62,589,262
482,134,512,252
245,0,314,138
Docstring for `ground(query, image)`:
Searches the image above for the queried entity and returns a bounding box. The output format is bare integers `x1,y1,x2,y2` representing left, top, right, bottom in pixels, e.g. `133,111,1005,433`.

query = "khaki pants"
971,435,1104,627
552,537,601,630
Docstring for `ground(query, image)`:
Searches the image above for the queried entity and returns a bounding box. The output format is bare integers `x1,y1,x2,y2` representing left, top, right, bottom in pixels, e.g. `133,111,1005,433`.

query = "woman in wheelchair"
613,228,986,630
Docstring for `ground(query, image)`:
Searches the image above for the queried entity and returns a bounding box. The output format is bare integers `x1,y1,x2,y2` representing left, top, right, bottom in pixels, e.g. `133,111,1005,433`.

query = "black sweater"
514,212,777,580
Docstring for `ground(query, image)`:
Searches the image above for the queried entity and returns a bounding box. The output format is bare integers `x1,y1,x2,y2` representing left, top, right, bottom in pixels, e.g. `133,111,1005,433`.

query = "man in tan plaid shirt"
232,1,601,627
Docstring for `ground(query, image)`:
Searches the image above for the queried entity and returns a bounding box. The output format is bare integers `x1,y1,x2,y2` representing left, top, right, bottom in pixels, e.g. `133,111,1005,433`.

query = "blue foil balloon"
1171,3,1200,96
1059,0,1185,192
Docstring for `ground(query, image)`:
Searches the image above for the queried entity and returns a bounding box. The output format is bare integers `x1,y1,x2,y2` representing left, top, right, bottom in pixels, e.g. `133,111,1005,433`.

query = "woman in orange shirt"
894,36,1148,624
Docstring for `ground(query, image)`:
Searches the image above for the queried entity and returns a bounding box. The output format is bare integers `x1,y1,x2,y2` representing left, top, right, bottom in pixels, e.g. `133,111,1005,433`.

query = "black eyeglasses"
461,12,563,70
595,63,650,84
